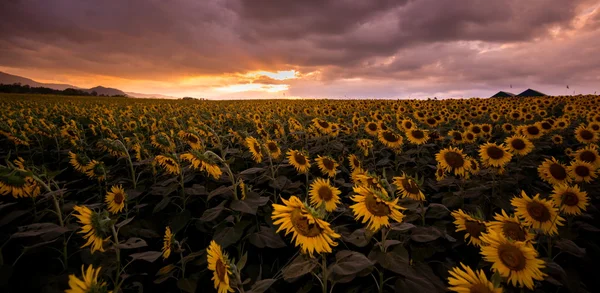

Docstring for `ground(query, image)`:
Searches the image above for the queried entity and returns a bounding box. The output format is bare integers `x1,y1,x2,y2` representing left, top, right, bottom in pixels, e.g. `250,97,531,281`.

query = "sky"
1,0,600,99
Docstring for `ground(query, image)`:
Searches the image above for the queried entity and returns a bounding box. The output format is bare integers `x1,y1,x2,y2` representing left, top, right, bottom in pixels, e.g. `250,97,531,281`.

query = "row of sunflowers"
0,93,599,293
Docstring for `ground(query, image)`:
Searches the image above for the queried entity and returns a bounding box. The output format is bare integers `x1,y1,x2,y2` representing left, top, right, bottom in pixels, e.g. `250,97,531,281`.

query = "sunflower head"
315,155,339,178
487,209,535,243
573,145,600,168
378,130,404,149
264,140,281,159
447,263,502,293
436,146,469,177
245,136,263,163
350,185,405,231
451,209,487,247
66,265,112,293
511,191,564,235
505,136,534,156
392,172,425,201
155,155,180,175
105,185,127,214
162,226,175,259
551,184,589,215
287,149,311,174
479,142,513,168
309,178,342,212
568,160,597,183
73,205,111,253
348,154,362,171
575,125,598,144
207,240,234,293
537,157,571,186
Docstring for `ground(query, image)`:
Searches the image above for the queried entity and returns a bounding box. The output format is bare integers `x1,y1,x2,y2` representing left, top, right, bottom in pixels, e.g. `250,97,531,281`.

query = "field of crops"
1,93,599,293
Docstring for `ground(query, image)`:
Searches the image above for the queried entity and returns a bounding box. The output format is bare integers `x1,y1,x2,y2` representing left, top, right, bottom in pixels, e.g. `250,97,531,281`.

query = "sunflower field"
1,93,600,293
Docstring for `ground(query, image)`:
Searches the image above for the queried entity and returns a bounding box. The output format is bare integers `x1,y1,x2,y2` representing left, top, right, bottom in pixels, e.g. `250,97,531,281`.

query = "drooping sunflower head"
505,135,534,156
537,157,571,186
245,136,263,163
392,172,425,201
575,125,598,144
447,263,502,293
551,184,589,215
436,146,469,177
479,142,513,168
96,138,127,158
84,160,107,182
238,179,248,200
105,185,127,214
568,160,597,183
68,151,91,173
180,152,222,179
207,240,234,293
309,178,342,212
271,196,341,256
350,185,405,231
487,209,535,243
511,191,564,235
264,140,282,159
405,128,429,145
315,155,339,178
65,265,112,293
150,132,175,152
479,230,546,290
451,209,487,247
155,155,180,175
162,226,174,259
73,205,111,253
287,149,311,174
378,130,403,149
178,131,203,150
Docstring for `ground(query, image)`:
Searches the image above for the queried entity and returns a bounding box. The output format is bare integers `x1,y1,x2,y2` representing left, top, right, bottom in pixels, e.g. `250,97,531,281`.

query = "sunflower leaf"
248,226,286,248
200,201,227,222
248,279,277,293
282,255,317,281
555,239,586,258
176,278,197,293
130,251,162,263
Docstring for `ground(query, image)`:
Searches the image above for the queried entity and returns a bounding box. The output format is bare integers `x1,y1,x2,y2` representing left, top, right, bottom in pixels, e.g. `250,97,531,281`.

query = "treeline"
0,83,126,97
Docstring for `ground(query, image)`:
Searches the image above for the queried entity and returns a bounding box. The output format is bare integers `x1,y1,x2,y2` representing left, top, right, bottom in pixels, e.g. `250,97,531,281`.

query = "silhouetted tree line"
0,83,127,97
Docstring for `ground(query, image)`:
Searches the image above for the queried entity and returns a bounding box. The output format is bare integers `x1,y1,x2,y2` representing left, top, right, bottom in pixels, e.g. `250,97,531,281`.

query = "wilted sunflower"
73,206,110,253
537,157,571,186
245,136,263,163
207,240,234,293
511,191,564,235
505,136,534,156
551,135,563,145
348,154,362,171
350,185,405,231
405,128,429,145
65,265,112,293
162,226,174,259
551,184,589,215
573,145,600,168
104,185,126,214
378,130,403,149
84,160,106,182
487,210,535,243
272,196,341,256
155,155,180,175
264,140,282,159
357,139,373,156
568,160,597,183
287,150,311,174
452,209,487,247
315,155,339,178
447,263,502,293
479,142,513,168
575,125,598,144
68,151,91,173
436,147,469,177
309,178,341,212
392,172,425,201
181,152,222,179
480,230,545,290
150,133,175,152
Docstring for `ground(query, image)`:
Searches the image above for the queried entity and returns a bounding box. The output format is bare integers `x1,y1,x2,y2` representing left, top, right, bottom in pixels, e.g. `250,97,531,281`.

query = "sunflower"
68,151,91,173
436,147,469,177
405,128,429,145
480,230,545,290
73,206,110,253
487,210,535,243
309,178,342,212
357,139,373,156
162,226,174,259
462,131,476,143
451,209,487,247
392,172,425,201
65,265,112,293
399,119,415,131
505,136,534,156
537,157,571,186
573,145,600,168
206,240,234,293
312,118,332,134
378,130,403,149
520,123,544,140
479,143,512,167
502,123,514,133
178,131,203,150
287,150,311,174
272,196,341,256
365,121,379,136
181,152,222,179
348,154,362,171
0,172,30,198
238,179,247,200
511,191,564,235
84,160,106,182
551,135,563,145
264,140,282,159
575,125,598,144
588,121,600,132
104,185,126,214
350,185,405,231
245,136,263,163
567,160,597,183
551,184,589,215
447,263,502,293
150,132,175,152
448,130,464,144
155,155,180,175
315,155,339,178
554,118,569,129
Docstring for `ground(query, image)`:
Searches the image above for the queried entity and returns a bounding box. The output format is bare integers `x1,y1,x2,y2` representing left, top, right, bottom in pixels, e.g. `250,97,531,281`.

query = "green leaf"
116,237,148,249
410,226,442,242
555,239,586,258
130,251,162,263
177,278,197,293
248,226,287,248
11,223,70,239
282,255,317,281
248,279,277,293
152,197,170,213
342,228,371,247
425,203,450,219
330,250,374,276
170,209,191,234
200,201,227,222
230,196,269,215
237,252,248,271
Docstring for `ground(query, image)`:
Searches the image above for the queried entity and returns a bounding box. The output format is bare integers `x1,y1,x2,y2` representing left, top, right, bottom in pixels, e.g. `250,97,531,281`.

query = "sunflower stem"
378,268,384,293
116,139,137,189
321,254,328,293
111,224,122,291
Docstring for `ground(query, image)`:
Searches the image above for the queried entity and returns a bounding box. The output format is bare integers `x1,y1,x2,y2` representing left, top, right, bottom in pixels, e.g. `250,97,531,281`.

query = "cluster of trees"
0,83,126,97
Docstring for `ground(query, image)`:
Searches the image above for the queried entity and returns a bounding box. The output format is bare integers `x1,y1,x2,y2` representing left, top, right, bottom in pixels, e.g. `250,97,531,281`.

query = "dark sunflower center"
411,130,425,139
426,118,436,125
464,220,486,239
526,126,540,135
318,121,330,128
558,122,566,127
486,146,505,160
503,222,526,241
382,131,399,143
215,259,227,282
364,194,391,216
512,113,520,119
482,125,491,132
67,130,76,136
113,192,124,204
291,210,323,237
252,143,261,154
579,151,597,163
267,142,278,152
164,159,175,166
472,126,481,134
444,151,465,168
466,133,475,140
452,132,463,140
553,136,561,142
549,164,567,180
504,125,513,131
541,122,552,130
404,121,413,129
575,165,590,177
498,243,526,271
562,192,579,206
322,158,335,170
318,186,334,201
294,152,307,165
401,178,421,195
526,201,551,222
580,130,594,140
187,135,198,143
591,124,600,131
511,139,526,150
368,123,377,131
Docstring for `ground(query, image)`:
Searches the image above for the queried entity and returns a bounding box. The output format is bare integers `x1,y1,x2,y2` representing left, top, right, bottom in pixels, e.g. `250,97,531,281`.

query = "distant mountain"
88,86,126,96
